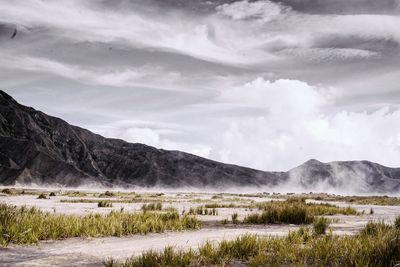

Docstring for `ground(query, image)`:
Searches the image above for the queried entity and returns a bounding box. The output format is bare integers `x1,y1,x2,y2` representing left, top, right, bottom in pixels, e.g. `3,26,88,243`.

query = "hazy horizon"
1,0,400,171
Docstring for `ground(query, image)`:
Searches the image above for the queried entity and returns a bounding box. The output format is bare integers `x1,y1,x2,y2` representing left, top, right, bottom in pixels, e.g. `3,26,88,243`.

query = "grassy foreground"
105,221,400,267
0,204,200,246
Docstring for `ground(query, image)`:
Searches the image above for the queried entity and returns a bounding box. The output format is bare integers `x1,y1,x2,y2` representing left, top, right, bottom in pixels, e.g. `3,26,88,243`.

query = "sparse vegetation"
105,222,400,267
313,195,400,206
141,202,162,211
98,200,113,208
0,204,200,247
64,191,87,197
204,203,251,209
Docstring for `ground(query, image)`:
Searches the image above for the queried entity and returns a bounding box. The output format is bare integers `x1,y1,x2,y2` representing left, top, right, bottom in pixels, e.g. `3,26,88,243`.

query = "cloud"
216,0,287,22
0,54,181,89
1,0,400,173
208,78,400,170
1,0,398,67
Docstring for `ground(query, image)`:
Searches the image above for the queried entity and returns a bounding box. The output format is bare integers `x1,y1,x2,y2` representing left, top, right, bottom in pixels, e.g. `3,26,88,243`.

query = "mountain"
288,159,400,193
1,90,399,193
0,90,286,188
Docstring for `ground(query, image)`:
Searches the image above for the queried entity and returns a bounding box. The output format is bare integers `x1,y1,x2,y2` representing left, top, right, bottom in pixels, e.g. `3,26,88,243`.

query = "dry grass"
105,219,400,267
242,199,358,225
0,204,200,247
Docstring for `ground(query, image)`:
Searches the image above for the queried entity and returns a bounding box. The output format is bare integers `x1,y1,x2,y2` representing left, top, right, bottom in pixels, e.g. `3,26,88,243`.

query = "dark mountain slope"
0,90,285,188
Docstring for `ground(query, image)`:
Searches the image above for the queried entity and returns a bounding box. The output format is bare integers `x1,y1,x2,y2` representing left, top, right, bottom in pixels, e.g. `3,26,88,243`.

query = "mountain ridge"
1,90,399,193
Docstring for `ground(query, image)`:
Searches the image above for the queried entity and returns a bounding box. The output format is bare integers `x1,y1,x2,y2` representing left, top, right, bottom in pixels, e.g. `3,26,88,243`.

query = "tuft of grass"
313,217,330,235
106,222,400,267
245,202,313,225
98,200,113,208
0,204,200,247
231,213,239,224
37,193,47,199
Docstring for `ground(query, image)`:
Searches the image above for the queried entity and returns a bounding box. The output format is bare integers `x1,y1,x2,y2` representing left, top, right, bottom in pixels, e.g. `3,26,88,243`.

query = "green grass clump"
244,200,357,225
98,200,113,208
245,204,313,224
141,202,162,211
231,213,239,224
188,206,217,216
0,204,200,247
106,222,400,267
313,217,330,235
260,200,357,215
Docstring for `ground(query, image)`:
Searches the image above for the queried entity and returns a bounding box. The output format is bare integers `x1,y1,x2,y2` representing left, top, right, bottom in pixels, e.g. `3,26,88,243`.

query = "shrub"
37,194,47,199
98,200,113,208
1,188,12,195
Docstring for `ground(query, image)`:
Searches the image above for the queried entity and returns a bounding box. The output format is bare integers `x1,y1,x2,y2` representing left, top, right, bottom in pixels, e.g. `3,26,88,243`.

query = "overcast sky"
1,0,400,171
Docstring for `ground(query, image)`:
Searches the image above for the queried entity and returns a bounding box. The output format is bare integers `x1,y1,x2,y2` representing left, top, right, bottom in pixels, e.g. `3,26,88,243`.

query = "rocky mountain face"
0,90,399,193
0,90,286,188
